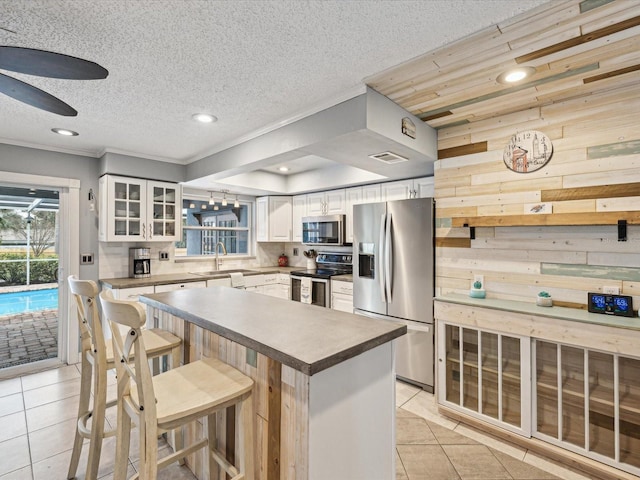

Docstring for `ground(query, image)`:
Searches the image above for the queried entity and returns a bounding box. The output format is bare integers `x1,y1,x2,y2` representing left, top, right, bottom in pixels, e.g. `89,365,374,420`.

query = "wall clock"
503,130,553,173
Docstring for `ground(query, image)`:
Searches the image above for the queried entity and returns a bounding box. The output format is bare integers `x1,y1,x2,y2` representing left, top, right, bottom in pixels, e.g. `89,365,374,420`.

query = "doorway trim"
0,171,80,367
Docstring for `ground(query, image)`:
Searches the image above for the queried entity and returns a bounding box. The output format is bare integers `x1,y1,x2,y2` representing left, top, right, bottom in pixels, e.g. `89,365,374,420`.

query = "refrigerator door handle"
378,213,387,303
385,212,393,302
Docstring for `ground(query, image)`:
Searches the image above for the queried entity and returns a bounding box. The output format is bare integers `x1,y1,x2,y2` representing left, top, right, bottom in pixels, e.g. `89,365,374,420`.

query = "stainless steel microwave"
302,214,346,245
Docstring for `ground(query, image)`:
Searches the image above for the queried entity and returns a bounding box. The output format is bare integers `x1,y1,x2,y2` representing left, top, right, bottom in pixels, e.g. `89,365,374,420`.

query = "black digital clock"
588,293,634,317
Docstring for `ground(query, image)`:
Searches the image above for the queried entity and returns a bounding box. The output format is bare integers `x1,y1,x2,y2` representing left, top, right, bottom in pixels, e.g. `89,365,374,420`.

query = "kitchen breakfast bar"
139,286,406,480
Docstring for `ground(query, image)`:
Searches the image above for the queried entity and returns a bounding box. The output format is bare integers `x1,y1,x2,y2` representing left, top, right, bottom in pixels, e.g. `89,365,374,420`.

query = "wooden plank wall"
435,84,640,311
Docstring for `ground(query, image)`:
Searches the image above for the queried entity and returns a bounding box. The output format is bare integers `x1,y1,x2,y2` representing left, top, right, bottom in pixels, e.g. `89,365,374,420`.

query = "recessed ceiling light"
278,166,289,172
192,113,217,123
51,128,79,136
497,66,536,85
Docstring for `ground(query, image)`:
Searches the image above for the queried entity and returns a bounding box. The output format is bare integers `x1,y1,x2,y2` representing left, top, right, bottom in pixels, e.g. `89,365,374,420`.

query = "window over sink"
175,194,251,257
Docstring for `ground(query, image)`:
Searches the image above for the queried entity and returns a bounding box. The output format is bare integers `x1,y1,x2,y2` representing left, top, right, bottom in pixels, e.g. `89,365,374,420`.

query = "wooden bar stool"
99,290,255,480
67,276,182,480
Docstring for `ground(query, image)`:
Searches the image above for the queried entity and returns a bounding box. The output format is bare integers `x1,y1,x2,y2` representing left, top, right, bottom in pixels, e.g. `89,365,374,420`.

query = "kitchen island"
140,286,405,480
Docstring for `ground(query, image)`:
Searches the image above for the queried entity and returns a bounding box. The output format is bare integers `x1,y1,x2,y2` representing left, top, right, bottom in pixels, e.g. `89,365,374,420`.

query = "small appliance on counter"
129,247,151,278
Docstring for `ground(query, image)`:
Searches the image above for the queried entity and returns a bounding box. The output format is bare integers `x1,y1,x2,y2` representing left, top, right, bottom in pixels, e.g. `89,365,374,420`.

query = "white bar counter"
140,286,405,480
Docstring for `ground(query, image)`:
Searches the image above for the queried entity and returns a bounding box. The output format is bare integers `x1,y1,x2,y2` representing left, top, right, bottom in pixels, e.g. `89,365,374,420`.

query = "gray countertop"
140,286,405,375
100,267,295,289
435,294,640,331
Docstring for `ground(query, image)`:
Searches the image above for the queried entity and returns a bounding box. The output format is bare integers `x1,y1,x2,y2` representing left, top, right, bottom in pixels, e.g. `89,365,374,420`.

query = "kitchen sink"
189,269,256,276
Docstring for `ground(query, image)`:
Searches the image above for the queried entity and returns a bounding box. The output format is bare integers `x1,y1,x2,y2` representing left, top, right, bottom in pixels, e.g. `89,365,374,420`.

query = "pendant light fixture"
208,191,215,205
222,192,227,206
234,195,239,208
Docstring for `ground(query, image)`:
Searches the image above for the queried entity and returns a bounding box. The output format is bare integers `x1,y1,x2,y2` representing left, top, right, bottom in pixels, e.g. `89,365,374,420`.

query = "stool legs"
206,414,217,480
113,398,131,480
170,344,185,466
238,395,255,480
86,359,108,479
67,355,92,479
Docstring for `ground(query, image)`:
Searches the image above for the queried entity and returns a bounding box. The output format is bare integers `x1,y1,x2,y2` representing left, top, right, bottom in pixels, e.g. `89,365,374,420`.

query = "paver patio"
0,309,58,369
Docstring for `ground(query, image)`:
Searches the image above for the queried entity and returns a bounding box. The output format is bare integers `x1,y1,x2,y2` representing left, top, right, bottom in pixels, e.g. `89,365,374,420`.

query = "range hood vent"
369,151,408,164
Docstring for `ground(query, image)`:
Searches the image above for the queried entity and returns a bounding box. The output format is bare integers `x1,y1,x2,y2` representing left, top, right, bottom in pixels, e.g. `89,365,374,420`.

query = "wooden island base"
150,306,397,480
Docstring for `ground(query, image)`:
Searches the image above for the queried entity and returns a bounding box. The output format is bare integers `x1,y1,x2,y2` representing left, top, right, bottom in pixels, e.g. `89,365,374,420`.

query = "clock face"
503,130,553,173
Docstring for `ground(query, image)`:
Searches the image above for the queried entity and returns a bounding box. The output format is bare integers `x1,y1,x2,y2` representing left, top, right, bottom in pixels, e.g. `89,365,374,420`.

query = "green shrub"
30,260,59,284
0,253,58,285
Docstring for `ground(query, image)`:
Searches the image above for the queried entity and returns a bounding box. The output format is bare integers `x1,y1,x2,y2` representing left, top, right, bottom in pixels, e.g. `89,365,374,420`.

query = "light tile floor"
395,382,595,480
0,365,597,480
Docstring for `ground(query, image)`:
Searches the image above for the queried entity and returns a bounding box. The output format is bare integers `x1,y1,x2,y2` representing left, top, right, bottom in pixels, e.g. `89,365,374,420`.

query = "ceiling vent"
369,151,409,164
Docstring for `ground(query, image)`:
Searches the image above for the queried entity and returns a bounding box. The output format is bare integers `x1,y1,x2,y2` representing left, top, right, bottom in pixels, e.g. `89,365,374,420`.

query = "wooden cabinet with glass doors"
534,340,640,476
438,323,530,435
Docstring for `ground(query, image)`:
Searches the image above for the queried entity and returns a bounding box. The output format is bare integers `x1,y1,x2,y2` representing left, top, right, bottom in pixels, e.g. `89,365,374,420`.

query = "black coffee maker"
129,247,151,278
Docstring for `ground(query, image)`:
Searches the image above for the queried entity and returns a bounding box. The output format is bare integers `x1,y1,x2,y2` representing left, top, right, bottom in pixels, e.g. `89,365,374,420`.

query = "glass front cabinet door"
147,181,177,240
100,175,147,241
534,340,640,476
438,322,531,436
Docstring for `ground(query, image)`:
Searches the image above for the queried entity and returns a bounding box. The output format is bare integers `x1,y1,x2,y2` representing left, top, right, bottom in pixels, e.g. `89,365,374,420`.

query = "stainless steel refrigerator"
353,197,434,391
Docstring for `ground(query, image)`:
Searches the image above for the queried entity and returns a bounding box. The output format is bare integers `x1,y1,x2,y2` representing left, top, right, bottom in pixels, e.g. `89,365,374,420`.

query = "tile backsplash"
99,241,354,279
99,241,286,278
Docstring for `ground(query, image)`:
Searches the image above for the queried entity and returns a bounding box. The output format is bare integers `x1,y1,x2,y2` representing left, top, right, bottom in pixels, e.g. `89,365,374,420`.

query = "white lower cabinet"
255,273,290,299
206,278,232,287
154,281,206,293
208,272,290,298
109,281,205,301
437,322,531,435
331,293,353,313
110,285,155,301
331,279,353,312
261,283,290,299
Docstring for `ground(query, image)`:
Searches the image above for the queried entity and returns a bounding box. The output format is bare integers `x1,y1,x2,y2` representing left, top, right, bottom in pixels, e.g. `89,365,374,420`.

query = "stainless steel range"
290,252,352,308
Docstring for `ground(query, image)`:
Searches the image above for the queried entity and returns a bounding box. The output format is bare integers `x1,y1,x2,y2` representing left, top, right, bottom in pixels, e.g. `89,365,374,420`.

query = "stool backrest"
99,290,157,423
68,275,106,365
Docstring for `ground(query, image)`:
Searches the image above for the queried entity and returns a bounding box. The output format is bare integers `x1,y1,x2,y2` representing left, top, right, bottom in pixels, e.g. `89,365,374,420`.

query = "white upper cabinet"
413,176,435,198
292,194,307,242
362,184,382,203
381,177,434,201
306,189,345,216
381,180,413,202
256,196,292,242
99,174,180,242
345,184,381,243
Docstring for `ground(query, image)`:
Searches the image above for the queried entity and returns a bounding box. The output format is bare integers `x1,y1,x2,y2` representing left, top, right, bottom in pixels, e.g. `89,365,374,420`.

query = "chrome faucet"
215,241,227,270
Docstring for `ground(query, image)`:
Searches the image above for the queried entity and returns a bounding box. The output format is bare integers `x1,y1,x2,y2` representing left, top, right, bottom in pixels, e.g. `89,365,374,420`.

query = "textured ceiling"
0,0,546,166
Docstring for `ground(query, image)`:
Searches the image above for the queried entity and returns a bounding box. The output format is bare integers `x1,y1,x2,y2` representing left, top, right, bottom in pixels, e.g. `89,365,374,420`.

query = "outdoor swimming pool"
0,288,59,315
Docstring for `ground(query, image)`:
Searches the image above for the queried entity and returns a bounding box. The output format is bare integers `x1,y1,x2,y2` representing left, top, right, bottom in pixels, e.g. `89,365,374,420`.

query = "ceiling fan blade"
0,72,77,116
0,46,108,80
